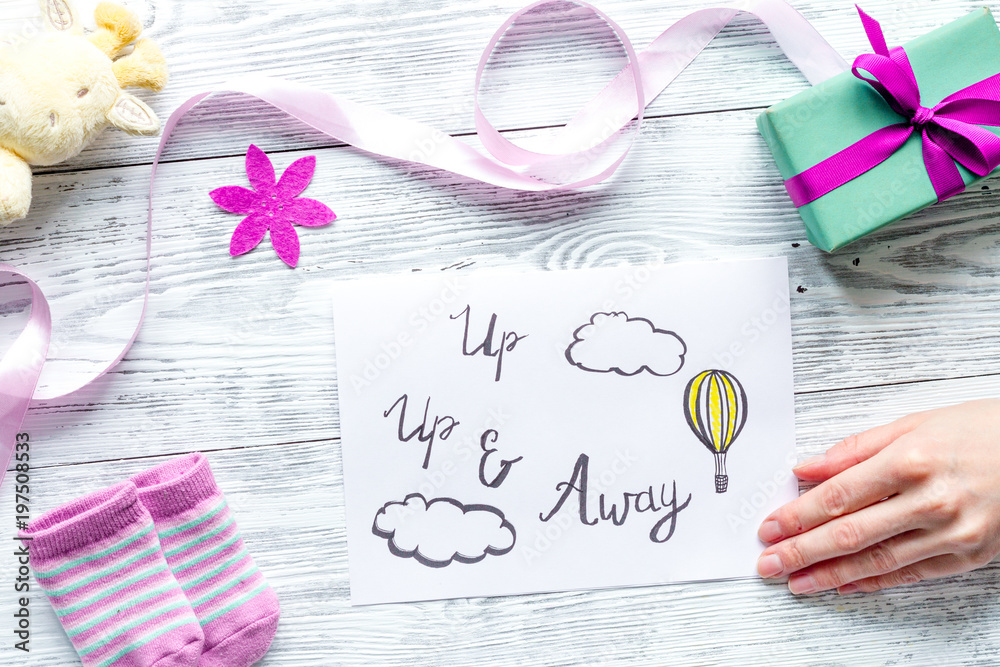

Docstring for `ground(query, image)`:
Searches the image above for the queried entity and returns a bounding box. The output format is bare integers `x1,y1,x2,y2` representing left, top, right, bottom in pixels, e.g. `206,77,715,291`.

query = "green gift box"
757,8,1000,252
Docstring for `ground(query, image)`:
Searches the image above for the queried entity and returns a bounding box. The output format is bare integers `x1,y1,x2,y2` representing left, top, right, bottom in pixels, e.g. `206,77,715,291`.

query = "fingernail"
788,573,817,595
758,520,783,543
757,553,784,578
794,454,825,470
838,584,859,595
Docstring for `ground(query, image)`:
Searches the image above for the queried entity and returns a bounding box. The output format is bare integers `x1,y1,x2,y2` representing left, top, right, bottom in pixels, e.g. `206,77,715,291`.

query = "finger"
793,412,925,483
836,553,969,594
758,493,919,580
785,529,946,594
759,449,900,544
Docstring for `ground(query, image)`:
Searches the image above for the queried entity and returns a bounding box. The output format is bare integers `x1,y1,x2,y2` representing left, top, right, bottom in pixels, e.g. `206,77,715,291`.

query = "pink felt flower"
209,145,335,267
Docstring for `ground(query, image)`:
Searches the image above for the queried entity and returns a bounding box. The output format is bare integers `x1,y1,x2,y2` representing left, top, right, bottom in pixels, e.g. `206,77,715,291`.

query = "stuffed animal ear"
106,92,161,136
90,2,143,58
39,0,81,34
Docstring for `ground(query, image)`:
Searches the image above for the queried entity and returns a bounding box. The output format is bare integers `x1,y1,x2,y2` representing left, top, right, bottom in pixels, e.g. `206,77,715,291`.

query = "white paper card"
332,258,797,605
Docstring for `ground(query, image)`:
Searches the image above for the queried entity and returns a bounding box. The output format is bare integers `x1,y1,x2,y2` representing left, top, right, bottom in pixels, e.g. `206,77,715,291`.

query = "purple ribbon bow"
784,6,1000,208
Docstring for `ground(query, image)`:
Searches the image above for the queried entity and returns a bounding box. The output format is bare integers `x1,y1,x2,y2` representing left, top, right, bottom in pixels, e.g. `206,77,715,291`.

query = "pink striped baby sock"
131,453,279,667
22,481,203,667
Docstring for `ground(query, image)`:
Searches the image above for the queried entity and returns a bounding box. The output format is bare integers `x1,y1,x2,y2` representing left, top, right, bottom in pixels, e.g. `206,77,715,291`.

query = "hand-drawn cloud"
372,494,516,568
565,312,686,377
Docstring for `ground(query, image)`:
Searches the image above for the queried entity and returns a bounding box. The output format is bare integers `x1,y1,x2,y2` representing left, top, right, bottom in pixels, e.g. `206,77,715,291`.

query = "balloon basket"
715,474,728,494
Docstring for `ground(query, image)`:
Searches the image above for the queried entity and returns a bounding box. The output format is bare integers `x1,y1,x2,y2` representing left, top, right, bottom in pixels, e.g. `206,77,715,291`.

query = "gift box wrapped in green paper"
757,7,1000,252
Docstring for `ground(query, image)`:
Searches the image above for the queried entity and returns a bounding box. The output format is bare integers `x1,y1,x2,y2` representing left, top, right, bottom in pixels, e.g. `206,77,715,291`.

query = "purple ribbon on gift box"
784,6,1000,207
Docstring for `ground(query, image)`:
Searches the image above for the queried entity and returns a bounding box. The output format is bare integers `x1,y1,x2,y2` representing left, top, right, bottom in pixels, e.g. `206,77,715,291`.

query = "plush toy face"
0,35,121,165
0,0,167,224
0,0,165,167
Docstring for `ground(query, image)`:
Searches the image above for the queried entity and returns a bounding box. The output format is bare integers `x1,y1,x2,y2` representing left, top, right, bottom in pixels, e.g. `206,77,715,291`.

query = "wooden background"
2,0,1000,664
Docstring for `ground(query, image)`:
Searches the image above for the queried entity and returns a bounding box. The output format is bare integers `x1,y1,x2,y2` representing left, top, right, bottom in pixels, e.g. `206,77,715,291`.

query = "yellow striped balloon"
683,369,748,493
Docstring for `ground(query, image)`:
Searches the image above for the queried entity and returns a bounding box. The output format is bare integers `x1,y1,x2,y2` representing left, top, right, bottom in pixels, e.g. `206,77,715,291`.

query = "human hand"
756,399,1000,595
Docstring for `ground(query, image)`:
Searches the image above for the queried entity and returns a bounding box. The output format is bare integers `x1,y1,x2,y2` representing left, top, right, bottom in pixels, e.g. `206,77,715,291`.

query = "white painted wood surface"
2,0,1000,664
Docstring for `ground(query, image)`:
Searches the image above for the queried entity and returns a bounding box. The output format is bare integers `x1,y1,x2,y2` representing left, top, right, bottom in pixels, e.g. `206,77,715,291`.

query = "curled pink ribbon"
0,268,49,482
784,5,1000,207
0,0,846,487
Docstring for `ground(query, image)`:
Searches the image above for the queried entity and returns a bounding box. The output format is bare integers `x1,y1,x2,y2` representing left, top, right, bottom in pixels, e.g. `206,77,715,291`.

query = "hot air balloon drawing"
683,369,748,494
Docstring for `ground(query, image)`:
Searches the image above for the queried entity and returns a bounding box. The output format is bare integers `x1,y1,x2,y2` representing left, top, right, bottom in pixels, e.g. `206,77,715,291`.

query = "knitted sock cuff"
131,453,219,520
20,481,145,562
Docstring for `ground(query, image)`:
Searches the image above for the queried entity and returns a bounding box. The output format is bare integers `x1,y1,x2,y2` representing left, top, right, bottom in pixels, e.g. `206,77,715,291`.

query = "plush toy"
0,0,167,224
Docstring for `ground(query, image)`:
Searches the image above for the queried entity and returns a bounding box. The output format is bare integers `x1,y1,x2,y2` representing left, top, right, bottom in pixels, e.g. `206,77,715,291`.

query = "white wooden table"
3,0,1000,664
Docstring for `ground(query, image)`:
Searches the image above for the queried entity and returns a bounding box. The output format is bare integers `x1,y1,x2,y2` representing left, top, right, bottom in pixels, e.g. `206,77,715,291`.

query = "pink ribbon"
0,267,49,481
0,0,846,487
784,6,1000,207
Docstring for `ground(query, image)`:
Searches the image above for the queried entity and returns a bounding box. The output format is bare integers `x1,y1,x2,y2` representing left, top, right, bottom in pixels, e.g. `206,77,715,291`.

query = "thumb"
794,412,925,482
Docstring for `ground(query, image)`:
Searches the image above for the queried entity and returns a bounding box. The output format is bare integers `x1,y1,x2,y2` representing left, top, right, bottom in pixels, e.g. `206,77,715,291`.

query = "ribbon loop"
0,268,50,488
852,52,921,115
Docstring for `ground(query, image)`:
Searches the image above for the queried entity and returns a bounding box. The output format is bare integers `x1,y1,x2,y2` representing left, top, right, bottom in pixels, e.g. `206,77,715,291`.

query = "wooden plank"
4,375,1000,665
4,108,1000,467
5,0,1000,663
15,0,994,173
